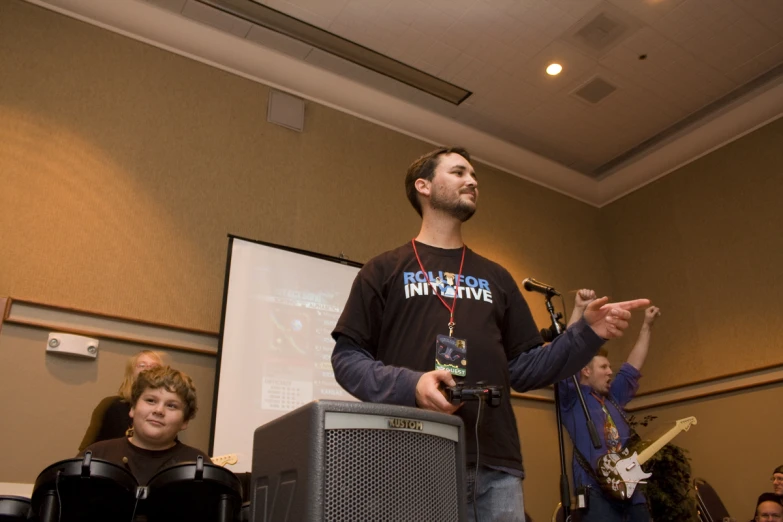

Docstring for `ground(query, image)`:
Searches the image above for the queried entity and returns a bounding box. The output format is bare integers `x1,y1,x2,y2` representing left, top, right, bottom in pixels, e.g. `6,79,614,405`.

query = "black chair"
694,478,731,522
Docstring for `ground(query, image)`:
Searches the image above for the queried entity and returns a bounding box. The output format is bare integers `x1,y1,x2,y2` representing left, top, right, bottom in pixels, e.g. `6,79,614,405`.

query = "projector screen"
210,236,361,472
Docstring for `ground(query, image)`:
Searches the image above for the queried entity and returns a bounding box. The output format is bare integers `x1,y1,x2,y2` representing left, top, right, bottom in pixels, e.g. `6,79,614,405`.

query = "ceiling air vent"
572,76,617,104
564,2,640,57
576,13,626,51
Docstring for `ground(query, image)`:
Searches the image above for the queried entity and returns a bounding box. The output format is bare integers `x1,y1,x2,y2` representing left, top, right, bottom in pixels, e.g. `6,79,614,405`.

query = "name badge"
435,334,467,377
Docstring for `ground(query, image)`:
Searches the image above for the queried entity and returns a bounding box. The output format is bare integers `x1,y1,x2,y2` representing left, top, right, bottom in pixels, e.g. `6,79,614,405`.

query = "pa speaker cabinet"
250,400,466,522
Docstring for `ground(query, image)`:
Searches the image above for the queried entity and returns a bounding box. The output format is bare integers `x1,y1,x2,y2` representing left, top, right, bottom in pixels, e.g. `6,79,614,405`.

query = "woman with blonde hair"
78,350,163,451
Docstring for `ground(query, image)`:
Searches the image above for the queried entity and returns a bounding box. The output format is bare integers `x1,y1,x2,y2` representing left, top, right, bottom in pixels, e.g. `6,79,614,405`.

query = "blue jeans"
581,487,650,522
466,466,526,522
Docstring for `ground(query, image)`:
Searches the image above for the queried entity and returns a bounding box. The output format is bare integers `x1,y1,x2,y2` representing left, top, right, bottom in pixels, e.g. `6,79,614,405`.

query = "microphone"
522,278,560,296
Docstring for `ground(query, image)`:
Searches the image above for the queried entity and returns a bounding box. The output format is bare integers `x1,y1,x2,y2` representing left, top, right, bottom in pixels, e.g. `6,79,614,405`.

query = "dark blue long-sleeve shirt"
332,317,604,405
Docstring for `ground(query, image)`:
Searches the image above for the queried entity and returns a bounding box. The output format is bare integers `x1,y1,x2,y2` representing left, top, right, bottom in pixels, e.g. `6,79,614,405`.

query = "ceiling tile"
429,0,480,20
409,5,459,41
606,0,687,25
727,42,783,83
381,0,425,26
418,41,463,74
263,0,331,27
546,0,604,20
438,53,476,82
736,0,783,37
284,0,350,23
145,0,187,13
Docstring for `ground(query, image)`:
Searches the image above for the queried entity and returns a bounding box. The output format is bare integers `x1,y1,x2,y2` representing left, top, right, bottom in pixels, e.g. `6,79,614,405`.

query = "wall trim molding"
3,298,218,355
511,364,783,410
0,297,9,335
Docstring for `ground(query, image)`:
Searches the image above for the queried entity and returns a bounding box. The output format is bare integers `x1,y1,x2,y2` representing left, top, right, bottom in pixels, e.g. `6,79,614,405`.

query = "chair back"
551,502,563,522
694,478,731,522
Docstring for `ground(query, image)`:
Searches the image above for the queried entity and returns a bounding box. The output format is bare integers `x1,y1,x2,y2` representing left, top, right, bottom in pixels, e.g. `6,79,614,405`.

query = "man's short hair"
582,348,609,374
131,365,198,421
756,493,783,515
404,147,471,216
774,465,783,475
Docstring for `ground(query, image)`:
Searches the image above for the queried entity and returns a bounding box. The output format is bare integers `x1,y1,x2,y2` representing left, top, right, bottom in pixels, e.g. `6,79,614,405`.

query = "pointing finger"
600,298,650,311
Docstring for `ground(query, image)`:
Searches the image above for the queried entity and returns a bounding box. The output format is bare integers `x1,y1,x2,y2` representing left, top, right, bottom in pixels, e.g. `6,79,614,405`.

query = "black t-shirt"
79,437,211,485
333,241,542,471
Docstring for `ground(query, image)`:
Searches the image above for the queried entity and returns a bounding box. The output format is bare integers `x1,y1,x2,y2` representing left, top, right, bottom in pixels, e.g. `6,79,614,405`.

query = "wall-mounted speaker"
267,90,305,132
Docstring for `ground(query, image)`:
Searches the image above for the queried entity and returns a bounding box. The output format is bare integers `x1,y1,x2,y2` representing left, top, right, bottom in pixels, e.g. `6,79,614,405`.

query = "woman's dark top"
78,395,131,451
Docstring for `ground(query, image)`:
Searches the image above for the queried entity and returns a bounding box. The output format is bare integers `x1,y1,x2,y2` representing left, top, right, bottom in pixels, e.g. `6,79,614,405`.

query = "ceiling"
24,0,783,206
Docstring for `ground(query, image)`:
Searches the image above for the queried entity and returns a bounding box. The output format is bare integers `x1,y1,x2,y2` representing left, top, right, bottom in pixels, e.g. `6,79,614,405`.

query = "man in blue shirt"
558,289,660,522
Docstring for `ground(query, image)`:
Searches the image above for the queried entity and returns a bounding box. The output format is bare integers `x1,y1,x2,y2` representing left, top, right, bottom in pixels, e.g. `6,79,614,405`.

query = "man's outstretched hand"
583,296,651,339
415,369,461,414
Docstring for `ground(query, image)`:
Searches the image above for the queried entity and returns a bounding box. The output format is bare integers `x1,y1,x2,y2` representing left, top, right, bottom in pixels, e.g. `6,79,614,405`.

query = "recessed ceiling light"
546,63,563,76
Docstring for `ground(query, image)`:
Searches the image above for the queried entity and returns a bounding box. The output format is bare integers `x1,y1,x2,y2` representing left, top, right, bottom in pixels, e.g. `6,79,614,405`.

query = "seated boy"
78,365,211,485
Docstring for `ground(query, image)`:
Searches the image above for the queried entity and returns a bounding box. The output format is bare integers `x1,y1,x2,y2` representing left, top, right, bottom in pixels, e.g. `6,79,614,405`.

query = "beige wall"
1,1,782,521
592,115,783,521
600,116,783,392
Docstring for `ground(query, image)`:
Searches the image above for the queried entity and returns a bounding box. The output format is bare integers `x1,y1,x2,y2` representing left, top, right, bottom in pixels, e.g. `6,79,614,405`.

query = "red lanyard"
411,239,466,337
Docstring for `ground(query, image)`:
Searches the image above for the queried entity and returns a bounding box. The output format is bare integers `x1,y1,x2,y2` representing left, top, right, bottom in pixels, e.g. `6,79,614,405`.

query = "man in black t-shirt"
331,147,649,522
79,365,210,485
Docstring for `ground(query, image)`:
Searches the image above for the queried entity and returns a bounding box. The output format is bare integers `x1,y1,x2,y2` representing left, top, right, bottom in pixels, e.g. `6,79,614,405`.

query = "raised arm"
567,289,596,327
509,318,603,392
626,306,660,371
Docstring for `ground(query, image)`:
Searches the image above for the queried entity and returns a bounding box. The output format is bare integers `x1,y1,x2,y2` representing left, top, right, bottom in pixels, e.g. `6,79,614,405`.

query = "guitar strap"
573,443,602,484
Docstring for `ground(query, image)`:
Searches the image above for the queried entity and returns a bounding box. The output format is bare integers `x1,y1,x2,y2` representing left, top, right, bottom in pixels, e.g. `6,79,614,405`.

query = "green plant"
628,415,699,522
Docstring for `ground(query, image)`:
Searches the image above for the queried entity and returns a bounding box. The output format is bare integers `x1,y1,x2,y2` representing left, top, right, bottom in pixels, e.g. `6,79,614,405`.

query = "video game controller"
445,383,503,407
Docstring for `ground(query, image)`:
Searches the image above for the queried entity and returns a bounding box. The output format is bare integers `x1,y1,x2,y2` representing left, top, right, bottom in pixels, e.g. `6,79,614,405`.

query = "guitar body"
596,451,652,501
592,416,697,502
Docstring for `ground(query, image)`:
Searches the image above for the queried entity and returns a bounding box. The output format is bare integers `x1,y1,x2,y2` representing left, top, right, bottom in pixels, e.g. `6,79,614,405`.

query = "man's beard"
429,189,476,222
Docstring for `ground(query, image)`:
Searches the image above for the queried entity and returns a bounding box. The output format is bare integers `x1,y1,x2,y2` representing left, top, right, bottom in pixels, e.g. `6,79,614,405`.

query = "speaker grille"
324,429,459,521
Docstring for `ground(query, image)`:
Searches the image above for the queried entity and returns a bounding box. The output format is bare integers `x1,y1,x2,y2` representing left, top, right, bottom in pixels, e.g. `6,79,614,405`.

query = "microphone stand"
543,295,601,521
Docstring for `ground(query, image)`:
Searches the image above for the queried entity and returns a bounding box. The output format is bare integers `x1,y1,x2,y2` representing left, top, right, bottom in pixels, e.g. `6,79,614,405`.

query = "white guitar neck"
635,417,696,465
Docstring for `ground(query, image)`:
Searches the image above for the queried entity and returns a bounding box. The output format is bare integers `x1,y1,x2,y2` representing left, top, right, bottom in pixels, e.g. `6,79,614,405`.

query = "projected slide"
211,237,360,471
